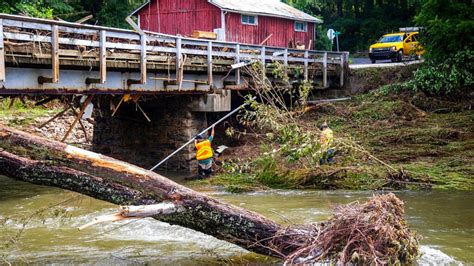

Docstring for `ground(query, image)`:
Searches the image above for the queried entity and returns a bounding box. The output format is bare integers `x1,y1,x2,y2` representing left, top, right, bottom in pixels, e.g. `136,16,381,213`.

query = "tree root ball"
279,193,420,264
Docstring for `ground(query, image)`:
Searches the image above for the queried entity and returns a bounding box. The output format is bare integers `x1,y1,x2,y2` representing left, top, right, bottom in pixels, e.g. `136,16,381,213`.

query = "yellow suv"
369,31,424,63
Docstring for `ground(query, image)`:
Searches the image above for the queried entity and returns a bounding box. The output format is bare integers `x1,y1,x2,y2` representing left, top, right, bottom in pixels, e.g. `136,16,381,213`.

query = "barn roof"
130,0,322,23
209,0,322,23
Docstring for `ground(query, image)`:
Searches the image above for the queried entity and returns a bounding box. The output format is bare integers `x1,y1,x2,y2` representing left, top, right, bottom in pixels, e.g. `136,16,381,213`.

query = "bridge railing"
0,13,349,89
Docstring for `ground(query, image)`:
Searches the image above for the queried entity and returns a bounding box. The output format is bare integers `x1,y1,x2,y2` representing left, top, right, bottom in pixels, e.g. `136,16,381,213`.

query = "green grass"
0,98,58,127
401,162,474,190
192,91,473,192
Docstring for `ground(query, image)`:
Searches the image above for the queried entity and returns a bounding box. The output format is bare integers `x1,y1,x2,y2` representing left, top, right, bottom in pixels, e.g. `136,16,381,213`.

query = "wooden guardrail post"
235,43,240,84
0,19,5,83
126,33,147,85
207,41,213,86
339,53,345,87
86,30,107,85
140,34,147,84
261,46,266,78
304,50,309,82
38,24,59,84
100,30,107,84
176,37,182,84
283,48,288,76
52,25,59,83
323,52,328,88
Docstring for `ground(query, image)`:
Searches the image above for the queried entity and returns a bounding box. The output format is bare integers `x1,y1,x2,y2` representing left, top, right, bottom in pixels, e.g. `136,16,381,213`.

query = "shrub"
399,50,474,95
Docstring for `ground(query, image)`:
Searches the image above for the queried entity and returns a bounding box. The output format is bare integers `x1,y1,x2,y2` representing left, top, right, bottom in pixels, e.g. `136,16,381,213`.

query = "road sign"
327,29,335,40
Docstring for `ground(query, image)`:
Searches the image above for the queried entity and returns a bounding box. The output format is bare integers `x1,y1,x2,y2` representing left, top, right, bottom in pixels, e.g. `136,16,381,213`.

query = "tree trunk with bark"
0,124,420,264
0,124,296,257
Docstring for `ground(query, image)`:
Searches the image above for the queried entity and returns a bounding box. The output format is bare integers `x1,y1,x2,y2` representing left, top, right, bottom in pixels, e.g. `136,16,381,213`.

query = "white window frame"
294,21,307,32
241,14,258,26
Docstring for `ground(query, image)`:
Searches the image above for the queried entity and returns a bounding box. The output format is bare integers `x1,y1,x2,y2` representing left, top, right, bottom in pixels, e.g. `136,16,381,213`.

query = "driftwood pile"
279,193,420,264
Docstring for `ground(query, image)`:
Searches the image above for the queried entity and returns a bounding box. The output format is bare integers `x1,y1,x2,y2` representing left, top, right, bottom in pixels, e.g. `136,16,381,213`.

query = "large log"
0,124,295,257
0,124,420,264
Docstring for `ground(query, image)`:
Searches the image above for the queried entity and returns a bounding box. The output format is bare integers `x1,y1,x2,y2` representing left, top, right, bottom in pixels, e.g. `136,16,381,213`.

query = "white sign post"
327,29,336,40
327,29,335,51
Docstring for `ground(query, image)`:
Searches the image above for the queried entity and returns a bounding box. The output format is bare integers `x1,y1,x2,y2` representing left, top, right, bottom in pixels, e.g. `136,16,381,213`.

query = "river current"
0,175,472,264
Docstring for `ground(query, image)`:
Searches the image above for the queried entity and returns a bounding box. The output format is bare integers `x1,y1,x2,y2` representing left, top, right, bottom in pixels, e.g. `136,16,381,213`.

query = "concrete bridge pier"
92,92,231,172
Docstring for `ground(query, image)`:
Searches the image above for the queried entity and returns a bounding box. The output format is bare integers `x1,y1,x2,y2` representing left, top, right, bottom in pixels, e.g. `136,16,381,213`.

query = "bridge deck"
0,14,349,94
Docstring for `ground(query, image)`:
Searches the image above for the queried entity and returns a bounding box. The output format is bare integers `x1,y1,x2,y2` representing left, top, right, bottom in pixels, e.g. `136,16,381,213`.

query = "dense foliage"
0,0,145,28
405,50,474,95
415,0,473,62
387,0,474,95
285,0,423,51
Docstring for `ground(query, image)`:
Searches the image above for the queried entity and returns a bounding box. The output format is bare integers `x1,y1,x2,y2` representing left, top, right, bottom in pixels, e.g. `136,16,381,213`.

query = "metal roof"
131,0,322,23
209,0,322,23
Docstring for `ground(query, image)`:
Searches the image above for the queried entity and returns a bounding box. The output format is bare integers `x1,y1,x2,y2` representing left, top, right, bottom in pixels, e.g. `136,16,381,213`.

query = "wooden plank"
3,19,52,31
0,13,137,35
51,25,59,83
3,19,140,41
260,46,266,76
3,32,141,50
259,34,273,46
99,30,107,83
140,34,147,84
192,31,217,40
207,41,213,86
126,16,144,36
323,52,328,88
179,49,207,56
235,43,240,84
284,48,288,75
75,14,93,24
61,95,93,142
0,19,5,82
4,33,319,65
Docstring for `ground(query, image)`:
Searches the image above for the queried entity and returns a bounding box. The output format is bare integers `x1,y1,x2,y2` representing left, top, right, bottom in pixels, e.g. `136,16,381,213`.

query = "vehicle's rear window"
379,35,403,43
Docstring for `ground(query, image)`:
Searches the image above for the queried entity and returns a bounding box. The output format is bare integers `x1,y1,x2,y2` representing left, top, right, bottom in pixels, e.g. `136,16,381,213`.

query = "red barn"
131,0,322,49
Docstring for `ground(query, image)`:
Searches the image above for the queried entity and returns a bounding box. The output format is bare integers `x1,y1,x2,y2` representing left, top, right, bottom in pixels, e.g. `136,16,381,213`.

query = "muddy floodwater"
0,175,473,264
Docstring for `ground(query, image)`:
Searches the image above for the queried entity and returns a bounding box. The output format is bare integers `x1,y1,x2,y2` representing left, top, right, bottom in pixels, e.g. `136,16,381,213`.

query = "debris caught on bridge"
0,13,348,94
61,95,93,142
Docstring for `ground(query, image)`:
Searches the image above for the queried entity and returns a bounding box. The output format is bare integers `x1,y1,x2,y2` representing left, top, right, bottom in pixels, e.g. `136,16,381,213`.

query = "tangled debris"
274,193,420,265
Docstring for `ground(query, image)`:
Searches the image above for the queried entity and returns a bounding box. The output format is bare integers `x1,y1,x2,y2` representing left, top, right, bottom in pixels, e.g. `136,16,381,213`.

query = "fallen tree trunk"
0,124,294,256
0,124,420,263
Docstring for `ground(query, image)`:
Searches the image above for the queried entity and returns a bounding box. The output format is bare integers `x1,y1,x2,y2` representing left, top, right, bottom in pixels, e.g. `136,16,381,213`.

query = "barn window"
294,21,307,32
241,15,257,25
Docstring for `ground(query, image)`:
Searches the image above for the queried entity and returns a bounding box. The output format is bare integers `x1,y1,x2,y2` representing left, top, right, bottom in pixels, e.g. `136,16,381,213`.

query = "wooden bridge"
0,13,349,95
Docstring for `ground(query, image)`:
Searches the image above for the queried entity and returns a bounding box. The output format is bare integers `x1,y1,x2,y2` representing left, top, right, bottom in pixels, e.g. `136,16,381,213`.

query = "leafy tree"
0,0,55,18
415,0,474,61
0,0,145,29
285,0,423,51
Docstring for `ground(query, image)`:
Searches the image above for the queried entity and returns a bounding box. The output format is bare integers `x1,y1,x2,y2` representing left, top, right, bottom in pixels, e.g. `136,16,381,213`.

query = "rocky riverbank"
0,99,93,149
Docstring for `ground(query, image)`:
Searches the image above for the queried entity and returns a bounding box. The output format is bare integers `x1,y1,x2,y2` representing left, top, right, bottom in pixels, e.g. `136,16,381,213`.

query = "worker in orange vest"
194,127,215,178
319,122,335,164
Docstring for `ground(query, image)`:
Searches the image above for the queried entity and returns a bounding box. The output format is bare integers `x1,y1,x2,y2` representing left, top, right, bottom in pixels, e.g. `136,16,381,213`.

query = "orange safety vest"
195,139,213,161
